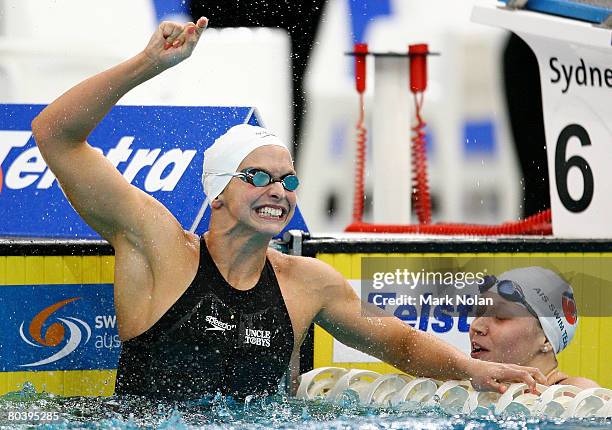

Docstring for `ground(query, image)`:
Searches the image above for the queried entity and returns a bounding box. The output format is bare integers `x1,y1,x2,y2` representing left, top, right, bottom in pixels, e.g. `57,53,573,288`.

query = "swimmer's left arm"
310,261,546,393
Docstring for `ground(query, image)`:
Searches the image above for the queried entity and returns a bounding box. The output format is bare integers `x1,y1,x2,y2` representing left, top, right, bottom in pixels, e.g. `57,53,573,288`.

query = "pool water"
0,385,610,430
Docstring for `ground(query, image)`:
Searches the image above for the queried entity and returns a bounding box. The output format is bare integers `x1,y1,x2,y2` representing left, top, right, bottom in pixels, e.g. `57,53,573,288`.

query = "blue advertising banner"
0,104,308,238
0,284,119,371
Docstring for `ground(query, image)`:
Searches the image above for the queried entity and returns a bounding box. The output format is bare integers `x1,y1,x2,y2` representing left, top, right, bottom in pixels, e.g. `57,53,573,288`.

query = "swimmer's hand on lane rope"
143,16,209,71
465,358,547,394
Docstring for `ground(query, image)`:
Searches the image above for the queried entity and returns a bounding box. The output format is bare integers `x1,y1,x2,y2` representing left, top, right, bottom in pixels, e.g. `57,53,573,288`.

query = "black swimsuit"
114,236,295,400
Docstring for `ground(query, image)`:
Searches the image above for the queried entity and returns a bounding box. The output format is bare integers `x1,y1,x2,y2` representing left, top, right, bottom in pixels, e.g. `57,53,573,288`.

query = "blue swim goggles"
478,275,539,319
234,168,299,192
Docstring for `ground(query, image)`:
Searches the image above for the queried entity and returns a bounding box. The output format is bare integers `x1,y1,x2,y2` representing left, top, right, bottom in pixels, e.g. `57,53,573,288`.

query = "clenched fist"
143,16,208,71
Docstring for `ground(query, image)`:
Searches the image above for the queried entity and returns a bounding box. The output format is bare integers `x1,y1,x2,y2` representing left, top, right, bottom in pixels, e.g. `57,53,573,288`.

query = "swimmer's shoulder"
549,369,600,389
267,249,346,293
558,376,600,389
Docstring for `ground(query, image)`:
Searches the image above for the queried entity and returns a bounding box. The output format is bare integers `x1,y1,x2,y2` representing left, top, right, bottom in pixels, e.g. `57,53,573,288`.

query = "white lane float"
296,367,349,399
415,380,472,414
596,397,612,418
389,377,438,406
532,385,582,417
323,369,381,403
561,387,612,418
361,373,414,406
296,367,612,418
463,390,502,415
494,383,548,415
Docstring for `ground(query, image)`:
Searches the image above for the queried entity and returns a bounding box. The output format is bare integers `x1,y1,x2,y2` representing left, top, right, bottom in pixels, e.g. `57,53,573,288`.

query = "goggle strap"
189,197,210,233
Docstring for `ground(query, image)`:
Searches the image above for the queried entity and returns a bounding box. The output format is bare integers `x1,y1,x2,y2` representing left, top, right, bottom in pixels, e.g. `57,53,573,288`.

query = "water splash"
0,385,611,429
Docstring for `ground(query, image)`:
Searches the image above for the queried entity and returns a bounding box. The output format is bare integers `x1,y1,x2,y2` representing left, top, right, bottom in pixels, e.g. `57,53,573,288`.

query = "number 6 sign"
555,124,594,214
472,4,612,238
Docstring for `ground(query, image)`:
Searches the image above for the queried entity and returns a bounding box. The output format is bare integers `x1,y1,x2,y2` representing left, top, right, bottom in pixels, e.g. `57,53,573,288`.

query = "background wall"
0,0,524,234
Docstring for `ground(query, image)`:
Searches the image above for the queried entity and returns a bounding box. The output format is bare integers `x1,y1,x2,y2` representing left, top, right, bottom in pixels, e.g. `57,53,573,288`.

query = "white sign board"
527,37,611,238
472,3,612,238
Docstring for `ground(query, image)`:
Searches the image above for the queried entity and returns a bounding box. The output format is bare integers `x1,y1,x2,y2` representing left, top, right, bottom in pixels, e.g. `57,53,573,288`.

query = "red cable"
353,93,367,223
346,42,552,236
352,43,368,223
409,44,432,224
411,92,432,224
345,209,552,235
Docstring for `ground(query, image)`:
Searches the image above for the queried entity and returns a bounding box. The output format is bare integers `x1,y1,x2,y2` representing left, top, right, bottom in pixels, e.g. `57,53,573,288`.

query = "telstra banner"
0,104,307,238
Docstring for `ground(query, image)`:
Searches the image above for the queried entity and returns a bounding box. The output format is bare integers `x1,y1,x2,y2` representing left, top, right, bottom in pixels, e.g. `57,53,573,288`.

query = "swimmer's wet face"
469,267,578,364
469,294,548,366
218,145,297,235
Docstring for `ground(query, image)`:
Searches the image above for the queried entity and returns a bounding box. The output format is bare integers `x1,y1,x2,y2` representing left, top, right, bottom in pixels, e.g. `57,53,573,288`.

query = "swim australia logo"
562,291,577,325
205,315,236,331
19,297,91,367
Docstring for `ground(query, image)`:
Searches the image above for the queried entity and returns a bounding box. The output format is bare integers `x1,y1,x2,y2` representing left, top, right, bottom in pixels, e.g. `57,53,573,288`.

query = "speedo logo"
19,297,91,367
205,315,236,331
0,131,196,192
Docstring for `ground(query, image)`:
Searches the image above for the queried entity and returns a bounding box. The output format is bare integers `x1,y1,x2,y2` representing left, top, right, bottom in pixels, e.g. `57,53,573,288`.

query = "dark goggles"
478,275,539,319
235,168,299,192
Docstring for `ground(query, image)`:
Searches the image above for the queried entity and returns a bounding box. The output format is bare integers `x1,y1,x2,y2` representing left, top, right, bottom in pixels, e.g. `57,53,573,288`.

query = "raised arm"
312,262,546,393
31,17,208,245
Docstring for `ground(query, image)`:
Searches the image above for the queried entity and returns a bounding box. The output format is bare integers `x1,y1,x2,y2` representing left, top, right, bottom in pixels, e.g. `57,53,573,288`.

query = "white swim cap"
497,267,578,354
188,124,289,232
202,124,289,201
